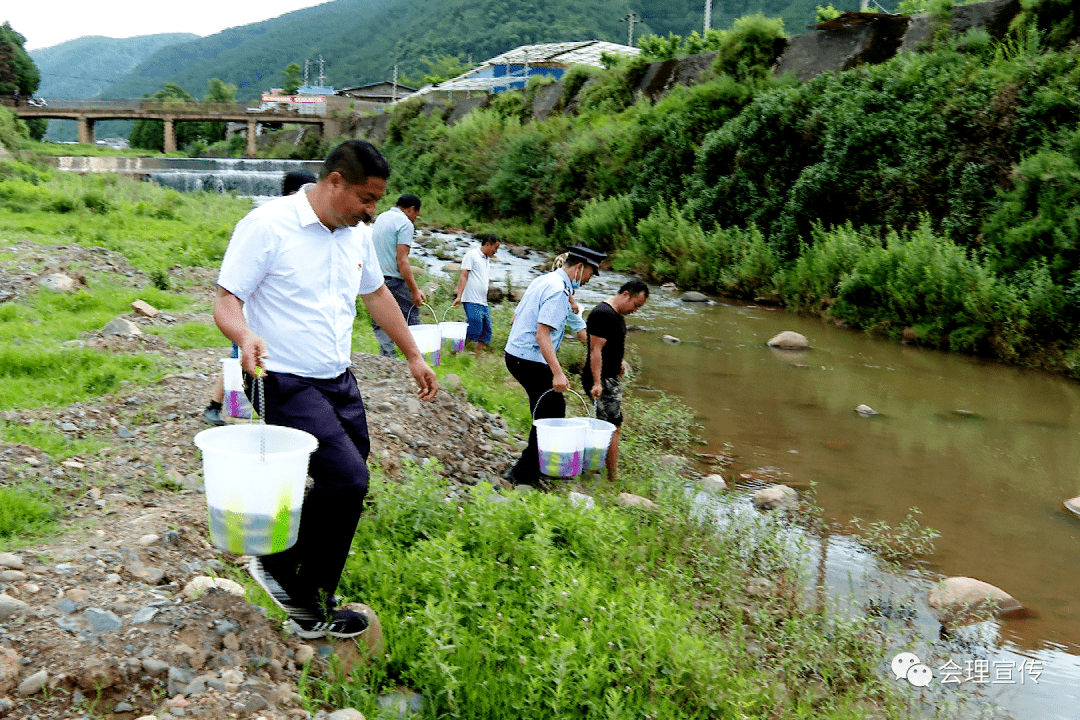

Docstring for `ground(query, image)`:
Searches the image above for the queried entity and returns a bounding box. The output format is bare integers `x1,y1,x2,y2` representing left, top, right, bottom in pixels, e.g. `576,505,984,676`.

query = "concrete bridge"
2,99,344,156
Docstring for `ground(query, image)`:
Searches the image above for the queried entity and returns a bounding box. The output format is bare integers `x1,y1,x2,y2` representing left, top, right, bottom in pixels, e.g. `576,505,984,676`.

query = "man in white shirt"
213,140,437,639
371,194,424,357
451,233,500,352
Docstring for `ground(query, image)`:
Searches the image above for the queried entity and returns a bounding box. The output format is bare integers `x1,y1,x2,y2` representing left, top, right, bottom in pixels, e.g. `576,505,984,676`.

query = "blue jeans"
463,302,492,343
371,276,420,357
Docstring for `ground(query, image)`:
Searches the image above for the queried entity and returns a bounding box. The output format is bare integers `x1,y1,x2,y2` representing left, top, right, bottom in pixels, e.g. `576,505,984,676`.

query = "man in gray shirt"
371,194,424,356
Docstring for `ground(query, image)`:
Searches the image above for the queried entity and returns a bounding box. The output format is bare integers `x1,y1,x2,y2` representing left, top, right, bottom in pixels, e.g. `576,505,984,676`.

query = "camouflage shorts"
593,377,623,427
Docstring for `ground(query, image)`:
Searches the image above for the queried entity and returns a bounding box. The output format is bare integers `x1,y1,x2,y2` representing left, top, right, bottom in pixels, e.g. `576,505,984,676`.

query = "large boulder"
767,331,809,349
753,484,798,512
775,12,911,82
900,0,1022,53
927,576,1023,624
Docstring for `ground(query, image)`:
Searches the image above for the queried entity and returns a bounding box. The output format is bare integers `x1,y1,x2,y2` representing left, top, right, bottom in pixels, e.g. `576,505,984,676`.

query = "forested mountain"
30,33,199,99
101,0,847,103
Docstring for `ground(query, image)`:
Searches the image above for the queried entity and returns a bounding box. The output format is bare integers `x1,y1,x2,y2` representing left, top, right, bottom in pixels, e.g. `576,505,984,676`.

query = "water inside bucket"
410,325,442,367
194,424,317,555
534,417,588,477
582,417,617,473
439,321,468,352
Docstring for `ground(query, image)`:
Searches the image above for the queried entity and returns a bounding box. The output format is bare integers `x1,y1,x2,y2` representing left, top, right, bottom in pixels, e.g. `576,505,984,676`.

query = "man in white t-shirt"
213,140,437,640
370,194,423,357
452,233,500,352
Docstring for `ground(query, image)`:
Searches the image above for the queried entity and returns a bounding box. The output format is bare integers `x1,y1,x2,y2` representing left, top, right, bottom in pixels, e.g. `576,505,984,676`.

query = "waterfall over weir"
47,157,323,197
146,170,292,196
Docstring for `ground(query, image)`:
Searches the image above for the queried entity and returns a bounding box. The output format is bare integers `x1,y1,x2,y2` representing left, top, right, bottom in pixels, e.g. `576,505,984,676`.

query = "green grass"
0,420,109,459
0,483,60,544
292,466,907,719
145,321,228,350
0,170,250,274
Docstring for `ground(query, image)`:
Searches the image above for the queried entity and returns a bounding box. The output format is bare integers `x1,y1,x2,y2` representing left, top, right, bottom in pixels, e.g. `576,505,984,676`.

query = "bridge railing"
0,98,262,113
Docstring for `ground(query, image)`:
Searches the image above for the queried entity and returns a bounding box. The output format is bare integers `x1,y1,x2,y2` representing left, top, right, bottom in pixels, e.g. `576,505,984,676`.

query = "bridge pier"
77,117,95,145
163,118,176,153
247,120,258,158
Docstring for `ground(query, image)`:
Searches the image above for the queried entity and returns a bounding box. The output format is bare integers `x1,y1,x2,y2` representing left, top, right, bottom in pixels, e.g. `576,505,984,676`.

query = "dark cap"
565,245,607,275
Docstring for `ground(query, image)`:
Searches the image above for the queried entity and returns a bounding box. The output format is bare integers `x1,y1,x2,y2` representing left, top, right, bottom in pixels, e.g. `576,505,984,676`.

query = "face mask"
570,266,582,292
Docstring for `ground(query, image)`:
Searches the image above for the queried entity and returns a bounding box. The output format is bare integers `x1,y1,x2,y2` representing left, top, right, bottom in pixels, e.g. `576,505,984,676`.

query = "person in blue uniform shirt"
503,245,606,486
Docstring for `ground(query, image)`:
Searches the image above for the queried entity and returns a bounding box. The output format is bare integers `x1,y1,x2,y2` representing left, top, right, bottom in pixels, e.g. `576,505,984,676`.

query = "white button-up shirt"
217,187,384,378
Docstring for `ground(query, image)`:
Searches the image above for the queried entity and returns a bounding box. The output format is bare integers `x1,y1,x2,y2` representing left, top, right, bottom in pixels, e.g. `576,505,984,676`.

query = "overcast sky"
6,0,334,50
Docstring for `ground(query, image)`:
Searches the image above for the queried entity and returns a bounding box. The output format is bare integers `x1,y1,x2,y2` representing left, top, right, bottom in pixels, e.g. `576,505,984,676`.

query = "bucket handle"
532,387,591,422
440,304,466,324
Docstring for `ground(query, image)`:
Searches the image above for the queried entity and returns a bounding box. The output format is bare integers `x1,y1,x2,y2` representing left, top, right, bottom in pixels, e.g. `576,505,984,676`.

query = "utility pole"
392,63,398,103
316,55,327,87
704,0,712,34
303,59,310,87
619,12,641,47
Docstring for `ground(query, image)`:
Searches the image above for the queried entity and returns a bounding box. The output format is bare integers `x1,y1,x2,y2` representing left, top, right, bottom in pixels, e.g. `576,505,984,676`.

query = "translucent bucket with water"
534,418,588,477
439,321,469,353
220,357,252,419
409,325,442,367
194,424,317,555
582,417,617,473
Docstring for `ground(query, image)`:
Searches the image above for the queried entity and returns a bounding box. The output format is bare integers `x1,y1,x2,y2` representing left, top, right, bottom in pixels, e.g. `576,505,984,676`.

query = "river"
52,158,1079,717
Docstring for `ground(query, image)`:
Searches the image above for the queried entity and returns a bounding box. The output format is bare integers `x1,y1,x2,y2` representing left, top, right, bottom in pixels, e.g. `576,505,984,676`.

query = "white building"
401,40,641,102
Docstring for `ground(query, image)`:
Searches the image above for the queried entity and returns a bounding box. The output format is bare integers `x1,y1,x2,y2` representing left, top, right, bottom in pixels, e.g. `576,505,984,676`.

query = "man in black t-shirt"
583,280,649,481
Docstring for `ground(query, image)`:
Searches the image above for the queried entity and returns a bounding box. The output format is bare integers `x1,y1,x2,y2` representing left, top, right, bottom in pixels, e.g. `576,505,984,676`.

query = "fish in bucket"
194,419,317,555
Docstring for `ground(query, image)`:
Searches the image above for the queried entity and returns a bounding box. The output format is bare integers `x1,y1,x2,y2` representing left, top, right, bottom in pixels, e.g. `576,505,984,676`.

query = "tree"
201,78,237,144
129,82,207,152
0,22,44,140
401,54,472,87
0,22,40,97
281,63,303,95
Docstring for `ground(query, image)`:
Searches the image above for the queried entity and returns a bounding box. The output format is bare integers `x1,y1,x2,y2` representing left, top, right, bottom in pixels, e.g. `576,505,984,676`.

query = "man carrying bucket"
503,245,605,487
451,233,500,353
370,193,424,357
583,280,649,481
212,140,438,639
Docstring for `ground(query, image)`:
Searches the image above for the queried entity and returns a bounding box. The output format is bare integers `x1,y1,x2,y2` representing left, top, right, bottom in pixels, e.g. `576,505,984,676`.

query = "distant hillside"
28,33,199,142
30,33,199,98
103,0,834,104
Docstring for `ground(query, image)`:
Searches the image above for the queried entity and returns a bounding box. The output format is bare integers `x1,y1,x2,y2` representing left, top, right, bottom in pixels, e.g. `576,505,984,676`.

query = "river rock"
183,576,247,600
1064,497,1080,518
617,493,659,511
855,404,879,417
699,474,727,493
487,286,505,303
927,576,1023,624
0,648,20,695
660,282,678,293
16,669,48,697
442,262,462,273
130,300,159,317
102,318,142,336
38,273,77,293
767,331,809,349
753,484,798,512
327,603,384,674
680,291,709,303
661,335,681,344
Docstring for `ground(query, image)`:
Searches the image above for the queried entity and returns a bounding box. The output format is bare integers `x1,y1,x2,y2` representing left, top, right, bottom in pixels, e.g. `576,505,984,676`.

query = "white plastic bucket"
439,321,468,353
220,357,252,419
582,418,617,473
194,424,317,555
409,325,442,367
534,417,588,477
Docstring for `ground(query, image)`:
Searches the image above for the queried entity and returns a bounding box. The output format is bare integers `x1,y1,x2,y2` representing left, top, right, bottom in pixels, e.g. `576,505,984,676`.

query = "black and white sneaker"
285,607,370,639
247,556,319,622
